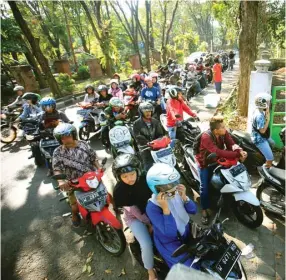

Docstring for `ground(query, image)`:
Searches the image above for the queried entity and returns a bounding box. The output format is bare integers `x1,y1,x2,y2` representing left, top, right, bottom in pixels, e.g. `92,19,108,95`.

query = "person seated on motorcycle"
102,97,126,148
169,69,181,85
108,79,124,101
112,154,157,280
53,123,102,227
196,60,208,87
7,85,25,110
166,86,197,142
15,92,42,122
133,102,165,171
131,74,143,92
39,97,70,129
195,116,247,225
96,85,112,109
139,77,162,117
251,93,275,168
186,66,203,94
113,73,128,91
83,84,99,104
146,163,198,269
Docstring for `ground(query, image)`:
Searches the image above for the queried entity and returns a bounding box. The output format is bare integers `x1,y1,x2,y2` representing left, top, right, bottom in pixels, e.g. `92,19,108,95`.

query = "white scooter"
186,151,263,228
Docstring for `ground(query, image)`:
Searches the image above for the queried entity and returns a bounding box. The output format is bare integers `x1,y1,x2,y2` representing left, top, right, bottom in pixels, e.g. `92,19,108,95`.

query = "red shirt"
166,98,196,127
195,130,241,168
213,63,222,82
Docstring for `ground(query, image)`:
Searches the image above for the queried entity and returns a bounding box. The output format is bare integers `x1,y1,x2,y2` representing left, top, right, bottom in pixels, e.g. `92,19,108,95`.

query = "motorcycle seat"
232,130,253,144
21,118,38,124
268,167,285,183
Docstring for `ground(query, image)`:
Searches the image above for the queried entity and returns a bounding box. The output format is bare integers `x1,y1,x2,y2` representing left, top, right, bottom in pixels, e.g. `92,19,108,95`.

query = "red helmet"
144,77,152,83
131,74,141,82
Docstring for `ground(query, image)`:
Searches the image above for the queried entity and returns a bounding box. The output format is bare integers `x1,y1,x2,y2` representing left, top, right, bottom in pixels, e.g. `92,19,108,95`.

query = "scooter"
256,164,285,218
52,160,126,256
76,102,102,141
183,152,263,228
128,211,247,279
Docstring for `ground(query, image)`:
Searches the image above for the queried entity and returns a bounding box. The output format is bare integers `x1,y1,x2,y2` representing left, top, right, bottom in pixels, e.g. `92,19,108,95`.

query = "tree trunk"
149,7,155,50
81,36,90,54
237,1,259,116
24,47,47,88
145,0,151,71
8,1,62,97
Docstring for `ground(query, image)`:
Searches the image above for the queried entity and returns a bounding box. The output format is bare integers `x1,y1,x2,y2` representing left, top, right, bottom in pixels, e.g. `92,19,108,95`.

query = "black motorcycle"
256,164,285,218
0,108,21,143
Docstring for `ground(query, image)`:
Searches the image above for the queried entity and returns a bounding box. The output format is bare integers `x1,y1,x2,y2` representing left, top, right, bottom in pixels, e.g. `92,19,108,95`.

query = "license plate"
77,109,90,116
215,241,241,279
155,147,172,158
41,140,59,147
229,164,246,177
77,189,107,207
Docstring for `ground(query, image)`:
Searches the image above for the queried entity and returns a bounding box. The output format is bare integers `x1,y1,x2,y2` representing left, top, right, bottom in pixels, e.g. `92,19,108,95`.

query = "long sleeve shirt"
19,104,42,120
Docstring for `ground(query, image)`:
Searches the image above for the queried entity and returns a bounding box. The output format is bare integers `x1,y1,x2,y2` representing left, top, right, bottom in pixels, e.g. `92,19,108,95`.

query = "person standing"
212,58,223,94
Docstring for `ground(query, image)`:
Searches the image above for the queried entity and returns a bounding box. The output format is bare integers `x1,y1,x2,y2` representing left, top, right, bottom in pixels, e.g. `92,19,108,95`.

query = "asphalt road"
1,66,285,280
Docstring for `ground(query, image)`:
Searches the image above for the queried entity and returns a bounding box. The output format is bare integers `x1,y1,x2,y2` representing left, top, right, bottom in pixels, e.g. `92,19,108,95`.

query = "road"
1,63,285,280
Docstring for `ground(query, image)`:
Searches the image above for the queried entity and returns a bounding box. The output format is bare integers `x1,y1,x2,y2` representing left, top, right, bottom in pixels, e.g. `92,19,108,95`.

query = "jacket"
133,117,165,146
195,130,242,168
140,86,160,102
19,104,42,120
108,87,123,101
166,98,196,127
104,106,125,124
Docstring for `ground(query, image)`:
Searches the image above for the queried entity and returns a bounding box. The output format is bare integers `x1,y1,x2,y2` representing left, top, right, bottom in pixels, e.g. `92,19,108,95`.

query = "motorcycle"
76,102,102,141
256,164,285,218
184,151,263,228
128,211,246,279
109,120,136,158
52,160,126,256
123,90,139,121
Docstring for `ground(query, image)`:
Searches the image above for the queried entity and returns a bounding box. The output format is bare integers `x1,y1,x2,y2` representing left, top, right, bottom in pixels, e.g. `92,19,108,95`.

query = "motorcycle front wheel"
233,200,263,228
1,125,17,143
95,222,126,256
79,126,90,141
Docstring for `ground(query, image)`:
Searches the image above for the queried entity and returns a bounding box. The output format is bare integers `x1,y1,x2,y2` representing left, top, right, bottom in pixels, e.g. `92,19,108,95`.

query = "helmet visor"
155,180,180,198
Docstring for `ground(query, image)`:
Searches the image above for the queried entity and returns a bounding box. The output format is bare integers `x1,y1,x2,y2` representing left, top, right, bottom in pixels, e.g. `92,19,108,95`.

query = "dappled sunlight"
37,181,55,198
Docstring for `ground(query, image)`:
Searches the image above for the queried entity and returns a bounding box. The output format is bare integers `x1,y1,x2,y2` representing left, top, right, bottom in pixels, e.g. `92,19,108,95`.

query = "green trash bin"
270,86,286,148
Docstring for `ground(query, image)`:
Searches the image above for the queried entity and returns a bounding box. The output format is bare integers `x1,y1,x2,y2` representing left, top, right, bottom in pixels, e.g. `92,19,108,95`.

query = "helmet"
97,85,108,93
22,92,40,103
112,154,141,181
40,97,56,110
138,102,154,116
109,97,124,108
188,65,195,71
13,85,24,92
167,86,183,99
113,73,120,79
173,69,181,75
85,84,95,92
131,74,141,82
144,77,152,83
53,123,77,144
170,63,175,68
150,73,159,79
255,93,272,109
110,79,119,86
146,163,181,194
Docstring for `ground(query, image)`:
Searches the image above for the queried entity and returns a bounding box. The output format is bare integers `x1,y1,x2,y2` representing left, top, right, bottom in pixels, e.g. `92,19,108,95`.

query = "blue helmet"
146,163,181,194
40,97,56,110
53,123,77,144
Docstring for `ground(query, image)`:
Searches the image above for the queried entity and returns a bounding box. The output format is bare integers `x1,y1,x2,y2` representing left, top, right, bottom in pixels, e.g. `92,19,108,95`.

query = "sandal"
72,214,81,228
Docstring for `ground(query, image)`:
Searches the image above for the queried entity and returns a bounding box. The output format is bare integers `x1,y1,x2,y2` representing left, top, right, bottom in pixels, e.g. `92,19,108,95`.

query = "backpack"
193,130,216,156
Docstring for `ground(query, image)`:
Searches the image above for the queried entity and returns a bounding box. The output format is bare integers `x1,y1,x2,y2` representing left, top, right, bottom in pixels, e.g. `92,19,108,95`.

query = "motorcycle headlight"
86,177,99,189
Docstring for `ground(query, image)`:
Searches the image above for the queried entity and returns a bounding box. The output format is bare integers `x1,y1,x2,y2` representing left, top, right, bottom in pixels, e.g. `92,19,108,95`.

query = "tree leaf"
86,257,93,263
87,265,92,273
105,269,112,274
118,268,126,277
82,264,87,273
88,272,95,277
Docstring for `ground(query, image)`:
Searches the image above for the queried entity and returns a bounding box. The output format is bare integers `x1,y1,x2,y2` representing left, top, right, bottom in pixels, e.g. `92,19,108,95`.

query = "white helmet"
255,92,272,109
110,79,119,86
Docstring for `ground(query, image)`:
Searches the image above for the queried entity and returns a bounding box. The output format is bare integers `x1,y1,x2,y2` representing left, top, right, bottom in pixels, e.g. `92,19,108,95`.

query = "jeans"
195,81,202,93
129,219,154,270
197,166,214,210
215,82,222,93
167,126,177,140
101,125,110,147
255,138,275,161
140,149,154,171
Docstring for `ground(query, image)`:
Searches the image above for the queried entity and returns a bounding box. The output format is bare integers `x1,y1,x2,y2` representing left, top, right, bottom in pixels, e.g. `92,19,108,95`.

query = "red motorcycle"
53,162,126,256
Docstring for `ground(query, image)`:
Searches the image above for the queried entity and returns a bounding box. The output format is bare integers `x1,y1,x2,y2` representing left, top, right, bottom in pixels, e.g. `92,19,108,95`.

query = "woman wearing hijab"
108,79,124,101
146,163,198,269
112,154,157,280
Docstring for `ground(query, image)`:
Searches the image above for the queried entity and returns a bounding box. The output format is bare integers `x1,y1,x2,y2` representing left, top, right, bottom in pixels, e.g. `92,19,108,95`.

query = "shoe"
72,214,81,228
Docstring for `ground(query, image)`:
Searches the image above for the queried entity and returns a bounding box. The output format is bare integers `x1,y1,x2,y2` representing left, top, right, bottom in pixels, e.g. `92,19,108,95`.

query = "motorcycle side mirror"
52,174,67,180
172,244,188,258
207,153,217,160
101,157,107,166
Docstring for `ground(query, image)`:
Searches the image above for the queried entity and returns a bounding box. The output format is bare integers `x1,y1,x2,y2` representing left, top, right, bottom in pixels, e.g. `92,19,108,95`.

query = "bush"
77,65,90,80
56,73,75,95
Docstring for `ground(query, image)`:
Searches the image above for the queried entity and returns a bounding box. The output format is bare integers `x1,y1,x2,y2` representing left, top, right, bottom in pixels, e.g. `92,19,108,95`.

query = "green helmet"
109,97,124,108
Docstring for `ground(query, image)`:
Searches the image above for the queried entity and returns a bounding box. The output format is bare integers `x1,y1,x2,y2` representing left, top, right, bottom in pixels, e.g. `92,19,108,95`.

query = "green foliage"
55,73,75,94
175,50,184,64
120,61,133,77
198,41,209,52
77,65,90,80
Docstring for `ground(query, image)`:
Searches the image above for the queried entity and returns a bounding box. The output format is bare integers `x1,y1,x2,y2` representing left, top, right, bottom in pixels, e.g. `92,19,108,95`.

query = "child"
212,57,222,94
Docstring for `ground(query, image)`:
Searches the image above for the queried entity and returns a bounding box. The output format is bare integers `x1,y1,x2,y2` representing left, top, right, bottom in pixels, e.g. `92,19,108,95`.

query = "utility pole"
62,2,78,72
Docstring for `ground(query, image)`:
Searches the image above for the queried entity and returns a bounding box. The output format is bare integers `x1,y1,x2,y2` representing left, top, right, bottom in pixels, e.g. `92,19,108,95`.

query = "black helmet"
53,123,78,144
112,154,141,181
85,84,95,93
97,85,108,93
167,86,183,99
138,102,154,116
22,92,40,103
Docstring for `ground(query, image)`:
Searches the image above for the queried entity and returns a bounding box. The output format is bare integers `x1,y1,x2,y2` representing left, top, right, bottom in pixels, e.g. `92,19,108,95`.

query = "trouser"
154,104,162,119
215,82,222,94
101,125,110,147
255,138,275,161
129,219,154,270
167,126,185,143
195,81,202,93
197,165,215,210
140,149,154,171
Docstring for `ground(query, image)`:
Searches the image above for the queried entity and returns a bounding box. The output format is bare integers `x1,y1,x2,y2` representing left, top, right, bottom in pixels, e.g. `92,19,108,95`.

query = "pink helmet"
145,77,153,83
150,73,159,78
188,65,195,71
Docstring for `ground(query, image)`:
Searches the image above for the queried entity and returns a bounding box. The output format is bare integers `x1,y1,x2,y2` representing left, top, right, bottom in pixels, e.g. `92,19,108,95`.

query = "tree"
237,1,259,116
8,1,61,96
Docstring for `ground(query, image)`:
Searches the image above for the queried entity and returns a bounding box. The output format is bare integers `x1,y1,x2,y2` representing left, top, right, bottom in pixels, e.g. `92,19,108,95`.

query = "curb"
56,93,85,110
